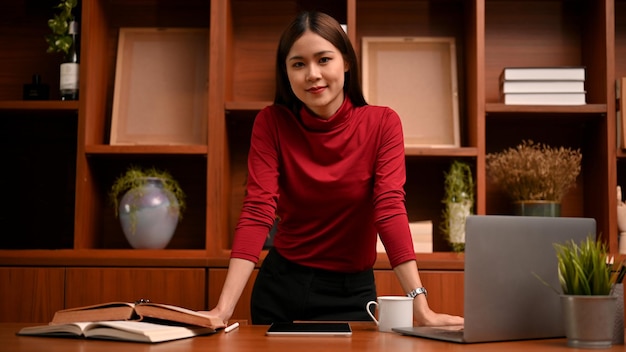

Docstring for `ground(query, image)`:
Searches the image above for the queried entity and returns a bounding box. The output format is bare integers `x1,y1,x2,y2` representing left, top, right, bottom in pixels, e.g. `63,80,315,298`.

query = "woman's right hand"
197,308,231,326
199,258,257,325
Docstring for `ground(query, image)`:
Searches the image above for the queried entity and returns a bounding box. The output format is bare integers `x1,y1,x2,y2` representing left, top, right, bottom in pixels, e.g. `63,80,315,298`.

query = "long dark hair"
274,11,367,114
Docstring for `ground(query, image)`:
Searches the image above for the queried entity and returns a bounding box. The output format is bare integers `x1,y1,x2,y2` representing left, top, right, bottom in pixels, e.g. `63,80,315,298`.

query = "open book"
17,320,215,343
49,301,225,329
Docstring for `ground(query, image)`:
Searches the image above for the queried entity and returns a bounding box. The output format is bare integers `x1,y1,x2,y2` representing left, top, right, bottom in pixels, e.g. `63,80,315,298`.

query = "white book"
503,92,586,106
501,67,585,81
17,320,215,343
501,80,585,93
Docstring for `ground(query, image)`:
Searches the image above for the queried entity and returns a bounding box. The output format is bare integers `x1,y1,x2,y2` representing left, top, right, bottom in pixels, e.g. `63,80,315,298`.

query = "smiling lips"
307,86,326,94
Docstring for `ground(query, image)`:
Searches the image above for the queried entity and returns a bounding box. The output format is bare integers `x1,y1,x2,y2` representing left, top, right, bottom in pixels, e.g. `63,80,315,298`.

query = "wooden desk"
3,322,626,352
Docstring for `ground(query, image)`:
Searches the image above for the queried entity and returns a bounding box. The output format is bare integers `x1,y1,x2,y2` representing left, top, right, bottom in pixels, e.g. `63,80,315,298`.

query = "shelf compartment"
485,0,608,105
355,0,470,148
0,112,77,250
485,115,601,221
81,0,211,146
77,154,207,250
405,158,476,252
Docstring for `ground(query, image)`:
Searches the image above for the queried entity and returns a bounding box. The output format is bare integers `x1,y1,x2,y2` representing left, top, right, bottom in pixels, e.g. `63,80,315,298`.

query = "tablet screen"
266,322,352,336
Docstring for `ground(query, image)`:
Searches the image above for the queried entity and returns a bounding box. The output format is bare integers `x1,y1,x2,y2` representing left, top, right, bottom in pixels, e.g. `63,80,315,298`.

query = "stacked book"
500,67,586,105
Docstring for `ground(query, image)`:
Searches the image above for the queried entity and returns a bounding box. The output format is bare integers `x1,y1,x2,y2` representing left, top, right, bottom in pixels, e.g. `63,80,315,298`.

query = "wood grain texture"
64,268,206,311
0,268,65,323
4,322,615,351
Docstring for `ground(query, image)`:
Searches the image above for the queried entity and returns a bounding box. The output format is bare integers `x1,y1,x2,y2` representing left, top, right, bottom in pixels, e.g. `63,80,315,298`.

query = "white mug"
366,296,413,332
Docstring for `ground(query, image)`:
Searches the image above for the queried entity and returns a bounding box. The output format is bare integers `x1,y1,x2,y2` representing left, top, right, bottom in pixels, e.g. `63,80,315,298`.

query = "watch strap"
406,287,427,298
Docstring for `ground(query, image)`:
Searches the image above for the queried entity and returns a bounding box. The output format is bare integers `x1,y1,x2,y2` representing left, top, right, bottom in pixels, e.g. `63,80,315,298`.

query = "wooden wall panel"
208,268,463,323
374,270,464,317
65,268,206,311
0,267,65,323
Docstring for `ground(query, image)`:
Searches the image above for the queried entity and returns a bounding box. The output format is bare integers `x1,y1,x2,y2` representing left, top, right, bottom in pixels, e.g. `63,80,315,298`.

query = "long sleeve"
231,99,416,271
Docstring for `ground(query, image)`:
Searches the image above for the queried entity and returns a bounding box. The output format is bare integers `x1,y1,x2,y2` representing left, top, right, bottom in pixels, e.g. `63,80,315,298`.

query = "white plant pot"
448,201,471,245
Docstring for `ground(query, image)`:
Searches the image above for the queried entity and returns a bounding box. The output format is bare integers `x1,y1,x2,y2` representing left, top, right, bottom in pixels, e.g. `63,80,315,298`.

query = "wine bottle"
60,21,79,100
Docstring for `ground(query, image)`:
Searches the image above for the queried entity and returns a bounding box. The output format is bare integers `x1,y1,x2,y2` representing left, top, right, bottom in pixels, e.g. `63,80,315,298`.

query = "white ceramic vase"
118,177,180,249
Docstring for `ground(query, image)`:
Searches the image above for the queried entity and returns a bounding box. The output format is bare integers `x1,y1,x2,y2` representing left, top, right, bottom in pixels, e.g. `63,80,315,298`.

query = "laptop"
392,215,596,343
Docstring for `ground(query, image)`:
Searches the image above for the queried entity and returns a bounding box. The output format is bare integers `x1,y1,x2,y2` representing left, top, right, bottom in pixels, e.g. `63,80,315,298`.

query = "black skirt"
250,248,377,324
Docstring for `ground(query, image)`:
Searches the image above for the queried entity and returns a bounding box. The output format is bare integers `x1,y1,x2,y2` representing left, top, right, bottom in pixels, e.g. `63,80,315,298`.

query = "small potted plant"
440,160,474,252
109,166,186,249
553,237,619,348
46,0,78,54
485,140,582,216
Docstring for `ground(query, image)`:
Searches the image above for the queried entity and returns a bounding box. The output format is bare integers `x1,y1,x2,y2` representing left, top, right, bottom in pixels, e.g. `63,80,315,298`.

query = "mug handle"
366,301,379,325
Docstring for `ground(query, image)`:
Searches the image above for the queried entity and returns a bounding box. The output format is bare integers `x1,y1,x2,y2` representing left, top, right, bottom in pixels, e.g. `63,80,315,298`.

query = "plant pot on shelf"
110,167,186,249
486,140,581,218
513,200,560,217
446,200,472,248
118,177,180,249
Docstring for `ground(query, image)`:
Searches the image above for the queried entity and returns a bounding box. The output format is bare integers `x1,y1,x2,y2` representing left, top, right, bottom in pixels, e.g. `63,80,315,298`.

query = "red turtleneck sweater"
230,98,416,273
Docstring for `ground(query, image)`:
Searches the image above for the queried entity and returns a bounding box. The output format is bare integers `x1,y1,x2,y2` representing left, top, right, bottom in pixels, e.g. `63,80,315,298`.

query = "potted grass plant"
553,236,619,348
485,140,582,217
109,166,186,249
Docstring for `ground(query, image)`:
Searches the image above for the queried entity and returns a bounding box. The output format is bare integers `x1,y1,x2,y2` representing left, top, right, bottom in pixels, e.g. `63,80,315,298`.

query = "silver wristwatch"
406,287,427,298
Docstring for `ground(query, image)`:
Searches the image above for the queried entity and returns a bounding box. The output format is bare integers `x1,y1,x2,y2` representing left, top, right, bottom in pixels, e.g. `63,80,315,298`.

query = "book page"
84,321,214,343
18,322,91,336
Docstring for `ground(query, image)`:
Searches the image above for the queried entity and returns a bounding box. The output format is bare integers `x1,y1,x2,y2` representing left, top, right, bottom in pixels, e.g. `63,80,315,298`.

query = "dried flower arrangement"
485,140,582,202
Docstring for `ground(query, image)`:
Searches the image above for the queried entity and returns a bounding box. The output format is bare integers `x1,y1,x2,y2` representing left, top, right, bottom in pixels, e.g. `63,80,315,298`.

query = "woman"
205,11,464,327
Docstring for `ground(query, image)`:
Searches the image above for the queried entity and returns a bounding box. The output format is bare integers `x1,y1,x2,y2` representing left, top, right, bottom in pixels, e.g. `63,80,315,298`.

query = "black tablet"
265,322,352,337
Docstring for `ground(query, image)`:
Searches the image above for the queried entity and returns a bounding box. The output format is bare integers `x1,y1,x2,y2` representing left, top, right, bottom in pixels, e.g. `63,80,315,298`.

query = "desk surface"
4,322,626,352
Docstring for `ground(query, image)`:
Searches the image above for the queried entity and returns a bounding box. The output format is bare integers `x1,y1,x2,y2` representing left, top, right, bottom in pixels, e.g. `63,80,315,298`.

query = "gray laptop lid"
393,215,596,343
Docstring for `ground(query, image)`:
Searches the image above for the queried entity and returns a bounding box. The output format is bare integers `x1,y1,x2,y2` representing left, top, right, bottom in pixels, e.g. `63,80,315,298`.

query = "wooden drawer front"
0,267,65,323
65,268,206,311
374,270,464,317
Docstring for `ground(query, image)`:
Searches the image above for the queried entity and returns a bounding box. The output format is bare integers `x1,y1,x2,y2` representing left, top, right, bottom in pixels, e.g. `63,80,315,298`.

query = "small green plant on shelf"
440,160,474,252
109,166,187,225
45,0,78,54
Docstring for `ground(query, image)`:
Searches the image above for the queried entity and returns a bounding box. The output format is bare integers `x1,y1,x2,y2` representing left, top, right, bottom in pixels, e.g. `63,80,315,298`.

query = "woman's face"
285,30,348,119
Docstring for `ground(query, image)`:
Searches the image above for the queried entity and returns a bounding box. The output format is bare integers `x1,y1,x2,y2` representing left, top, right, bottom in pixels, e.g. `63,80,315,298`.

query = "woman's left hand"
413,296,464,326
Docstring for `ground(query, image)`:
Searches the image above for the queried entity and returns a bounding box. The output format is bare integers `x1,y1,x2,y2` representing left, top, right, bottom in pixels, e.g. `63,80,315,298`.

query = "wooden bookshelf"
0,0,621,323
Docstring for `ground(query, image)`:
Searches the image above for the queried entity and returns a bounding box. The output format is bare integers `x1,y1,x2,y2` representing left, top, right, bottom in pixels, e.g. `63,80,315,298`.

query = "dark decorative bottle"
23,74,50,100
60,21,79,100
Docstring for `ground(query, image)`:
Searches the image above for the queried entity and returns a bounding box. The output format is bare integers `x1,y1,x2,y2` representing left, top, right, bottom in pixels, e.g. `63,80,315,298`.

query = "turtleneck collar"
298,98,353,132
